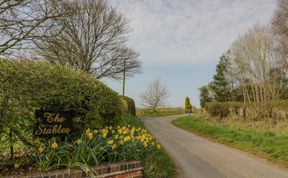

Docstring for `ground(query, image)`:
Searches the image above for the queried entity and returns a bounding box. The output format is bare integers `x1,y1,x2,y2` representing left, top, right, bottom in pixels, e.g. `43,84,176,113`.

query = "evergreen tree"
185,97,192,113
210,54,232,102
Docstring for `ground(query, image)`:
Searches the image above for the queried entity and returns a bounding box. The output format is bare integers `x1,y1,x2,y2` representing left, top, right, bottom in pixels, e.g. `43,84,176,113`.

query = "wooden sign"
34,110,81,138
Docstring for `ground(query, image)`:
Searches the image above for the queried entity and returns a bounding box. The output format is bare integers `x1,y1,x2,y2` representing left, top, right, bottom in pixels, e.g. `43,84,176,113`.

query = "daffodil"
86,128,91,135
123,135,131,142
75,139,82,145
123,130,128,135
51,142,58,149
107,140,114,145
112,144,117,149
87,132,93,140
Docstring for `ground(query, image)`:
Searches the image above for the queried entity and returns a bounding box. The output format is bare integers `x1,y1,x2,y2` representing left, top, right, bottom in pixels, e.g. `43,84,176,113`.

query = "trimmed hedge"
121,96,136,116
0,59,121,148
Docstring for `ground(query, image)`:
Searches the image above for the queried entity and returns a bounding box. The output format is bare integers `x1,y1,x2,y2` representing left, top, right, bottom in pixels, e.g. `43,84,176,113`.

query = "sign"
34,110,81,138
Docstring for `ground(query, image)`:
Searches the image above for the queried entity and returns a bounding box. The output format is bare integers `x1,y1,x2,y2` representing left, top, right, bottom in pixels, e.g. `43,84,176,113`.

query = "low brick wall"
8,161,142,178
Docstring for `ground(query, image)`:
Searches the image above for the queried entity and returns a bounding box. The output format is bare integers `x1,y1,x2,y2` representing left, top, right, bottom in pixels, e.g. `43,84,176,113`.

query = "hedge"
205,101,288,120
121,96,136,116
0,59,121,149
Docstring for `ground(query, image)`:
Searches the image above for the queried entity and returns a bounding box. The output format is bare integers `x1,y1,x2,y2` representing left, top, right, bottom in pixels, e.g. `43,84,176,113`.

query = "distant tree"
199,85,212,108
139,80,170,111
35,0,141,80
185,97,192,113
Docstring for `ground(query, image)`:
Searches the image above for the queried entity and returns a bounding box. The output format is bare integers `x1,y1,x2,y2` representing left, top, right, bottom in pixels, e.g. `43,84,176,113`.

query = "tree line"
200,0,288,116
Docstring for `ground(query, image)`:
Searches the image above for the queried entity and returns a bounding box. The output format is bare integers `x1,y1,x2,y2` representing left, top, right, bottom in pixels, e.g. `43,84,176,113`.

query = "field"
137,108,185,118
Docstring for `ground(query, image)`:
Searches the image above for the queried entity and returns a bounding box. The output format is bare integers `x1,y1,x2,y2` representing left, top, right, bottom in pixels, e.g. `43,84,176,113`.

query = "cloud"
110,0,277,67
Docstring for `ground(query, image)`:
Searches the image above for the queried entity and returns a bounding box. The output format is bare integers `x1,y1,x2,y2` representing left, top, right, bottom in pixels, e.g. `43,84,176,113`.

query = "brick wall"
8,161,142,178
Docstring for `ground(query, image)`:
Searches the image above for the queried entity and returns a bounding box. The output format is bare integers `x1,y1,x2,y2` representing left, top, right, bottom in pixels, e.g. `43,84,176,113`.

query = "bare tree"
229,25,284,118
139,80,170,111
35,0,141,80
0,0,64,56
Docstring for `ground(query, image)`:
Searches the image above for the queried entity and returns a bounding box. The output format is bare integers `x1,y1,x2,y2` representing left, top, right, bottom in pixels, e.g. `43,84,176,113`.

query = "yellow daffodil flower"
87,132,93,140
107,140,114,145
75,139,82,145
51,142,58,149
123,135,131,142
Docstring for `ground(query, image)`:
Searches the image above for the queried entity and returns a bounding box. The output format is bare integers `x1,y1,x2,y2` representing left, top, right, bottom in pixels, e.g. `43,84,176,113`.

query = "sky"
103,0,277,108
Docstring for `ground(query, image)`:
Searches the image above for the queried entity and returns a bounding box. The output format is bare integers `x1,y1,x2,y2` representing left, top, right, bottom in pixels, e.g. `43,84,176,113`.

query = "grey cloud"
110,0,277,66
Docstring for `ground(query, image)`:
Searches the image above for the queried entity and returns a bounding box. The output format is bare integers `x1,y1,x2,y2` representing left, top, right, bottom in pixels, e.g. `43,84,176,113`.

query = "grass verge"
172,115,288,167
122,114,176,178
137,108,185,118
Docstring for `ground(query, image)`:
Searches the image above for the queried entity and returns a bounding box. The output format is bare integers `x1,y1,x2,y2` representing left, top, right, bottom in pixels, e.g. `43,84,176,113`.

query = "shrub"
0,59,121,152
121,96,136,116
205,102,230,118
185,97,192,113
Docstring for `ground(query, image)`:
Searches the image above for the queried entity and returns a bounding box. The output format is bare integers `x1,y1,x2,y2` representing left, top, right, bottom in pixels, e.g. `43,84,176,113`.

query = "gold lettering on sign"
44,112,65,123
34,124,71,135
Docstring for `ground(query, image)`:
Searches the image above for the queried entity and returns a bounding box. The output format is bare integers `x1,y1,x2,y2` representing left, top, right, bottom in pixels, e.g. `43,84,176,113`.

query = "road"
143,115,288,178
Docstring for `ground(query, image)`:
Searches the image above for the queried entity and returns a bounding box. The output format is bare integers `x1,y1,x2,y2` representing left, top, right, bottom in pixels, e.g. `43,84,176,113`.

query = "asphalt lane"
143,115,288,178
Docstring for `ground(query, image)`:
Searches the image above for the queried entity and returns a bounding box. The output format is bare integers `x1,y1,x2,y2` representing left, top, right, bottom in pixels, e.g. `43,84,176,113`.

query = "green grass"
137,108,185,118
172,115,288,167
122,114,176,178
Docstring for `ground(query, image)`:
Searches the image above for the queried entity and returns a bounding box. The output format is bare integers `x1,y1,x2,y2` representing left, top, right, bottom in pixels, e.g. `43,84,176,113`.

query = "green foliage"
199,86,212,108
205,102,245,118
173,115,288,167
205,102,230,118
209,54,232,102
185,97,192,113
0,59,121,151
35,126,161,175
121,96,136,116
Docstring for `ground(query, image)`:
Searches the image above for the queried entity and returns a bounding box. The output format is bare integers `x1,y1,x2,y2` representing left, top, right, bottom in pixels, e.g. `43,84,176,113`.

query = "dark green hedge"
121,96,136,116
0,59,121,147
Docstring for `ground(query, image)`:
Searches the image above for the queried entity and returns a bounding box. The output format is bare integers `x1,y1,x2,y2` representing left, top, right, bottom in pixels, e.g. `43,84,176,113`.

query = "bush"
121,96,136,116
205,102,230,118
0,59,121,151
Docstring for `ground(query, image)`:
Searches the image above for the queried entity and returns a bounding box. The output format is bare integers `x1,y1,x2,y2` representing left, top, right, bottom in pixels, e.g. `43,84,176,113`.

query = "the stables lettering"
34,110,78,138
45,113,66,123
35,124,71,135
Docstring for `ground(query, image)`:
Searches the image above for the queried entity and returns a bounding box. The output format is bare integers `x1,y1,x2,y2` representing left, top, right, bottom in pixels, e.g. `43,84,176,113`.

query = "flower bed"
1,126,160,177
